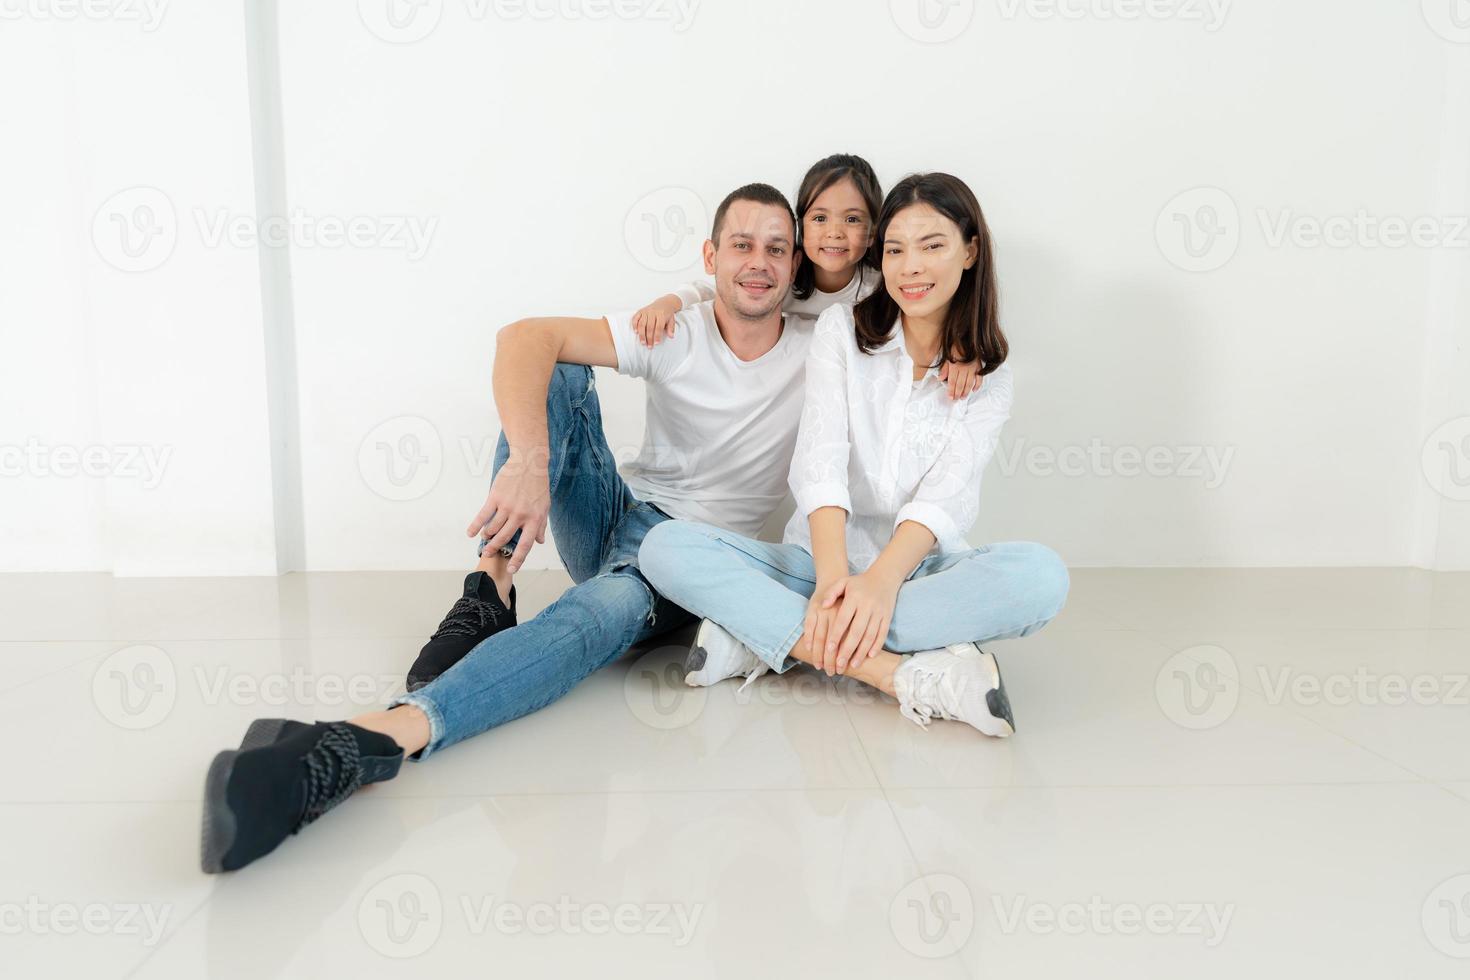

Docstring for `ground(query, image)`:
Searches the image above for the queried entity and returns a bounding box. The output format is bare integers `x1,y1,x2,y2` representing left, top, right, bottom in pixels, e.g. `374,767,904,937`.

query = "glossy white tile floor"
4,568,1470,978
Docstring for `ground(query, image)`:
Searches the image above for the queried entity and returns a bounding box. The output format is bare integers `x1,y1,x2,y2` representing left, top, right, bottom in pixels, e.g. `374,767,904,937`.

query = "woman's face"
881,202,978,321
801,178,874,278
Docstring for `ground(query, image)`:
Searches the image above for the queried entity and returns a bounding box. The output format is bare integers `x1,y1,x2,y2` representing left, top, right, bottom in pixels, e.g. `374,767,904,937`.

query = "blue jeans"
637,520,1070,672
388,363,694,759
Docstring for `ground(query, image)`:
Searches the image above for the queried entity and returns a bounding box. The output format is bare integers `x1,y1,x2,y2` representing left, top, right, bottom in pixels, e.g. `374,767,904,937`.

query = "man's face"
703,200,800,322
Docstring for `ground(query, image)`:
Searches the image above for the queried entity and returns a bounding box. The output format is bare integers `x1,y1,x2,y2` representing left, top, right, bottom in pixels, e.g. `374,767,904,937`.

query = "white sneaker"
892,643,1015,737
684,619,769,691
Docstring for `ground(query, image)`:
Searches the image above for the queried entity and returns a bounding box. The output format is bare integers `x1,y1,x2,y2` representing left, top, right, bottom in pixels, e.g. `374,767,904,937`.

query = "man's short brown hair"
710,183,796,245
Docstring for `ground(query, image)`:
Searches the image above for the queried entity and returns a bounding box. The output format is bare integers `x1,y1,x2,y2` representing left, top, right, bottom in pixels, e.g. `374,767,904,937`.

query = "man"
200,183,817,872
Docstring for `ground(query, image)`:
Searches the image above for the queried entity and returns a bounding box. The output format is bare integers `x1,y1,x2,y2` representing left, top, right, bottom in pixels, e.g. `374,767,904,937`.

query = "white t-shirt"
672,265,880,320
782,303,1015,571
607,300,816,537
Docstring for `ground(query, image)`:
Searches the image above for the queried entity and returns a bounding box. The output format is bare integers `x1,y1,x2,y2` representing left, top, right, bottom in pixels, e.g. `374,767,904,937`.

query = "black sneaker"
200,720,404,873
406,571,516,692
238,718,309,750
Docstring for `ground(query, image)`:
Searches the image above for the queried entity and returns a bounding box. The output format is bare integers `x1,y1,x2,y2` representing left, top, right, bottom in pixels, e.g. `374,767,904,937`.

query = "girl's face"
801,178,874,278
881,202,978,321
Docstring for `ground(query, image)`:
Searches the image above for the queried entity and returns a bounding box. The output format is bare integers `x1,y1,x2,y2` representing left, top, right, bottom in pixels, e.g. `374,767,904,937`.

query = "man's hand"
464,446,551,574
811,570,902,675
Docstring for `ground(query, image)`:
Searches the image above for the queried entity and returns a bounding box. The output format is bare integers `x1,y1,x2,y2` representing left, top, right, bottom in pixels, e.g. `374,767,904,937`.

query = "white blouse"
781,302,1015,572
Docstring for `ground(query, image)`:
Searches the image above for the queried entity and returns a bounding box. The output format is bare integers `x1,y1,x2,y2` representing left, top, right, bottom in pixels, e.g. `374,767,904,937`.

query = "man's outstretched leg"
201,542,690,873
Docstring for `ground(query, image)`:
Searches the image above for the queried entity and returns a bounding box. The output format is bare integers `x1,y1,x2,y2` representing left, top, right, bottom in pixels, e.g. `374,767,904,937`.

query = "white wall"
3,1,1467,573
1,7,279,575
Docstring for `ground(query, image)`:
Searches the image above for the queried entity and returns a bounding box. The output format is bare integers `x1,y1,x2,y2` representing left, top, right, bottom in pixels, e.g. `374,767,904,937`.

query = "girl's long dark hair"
790,153,883,302
853,172,1007,376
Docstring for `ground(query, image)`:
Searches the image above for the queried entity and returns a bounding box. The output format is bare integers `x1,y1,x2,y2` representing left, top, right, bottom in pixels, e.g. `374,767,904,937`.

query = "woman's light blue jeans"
637,520,1070,672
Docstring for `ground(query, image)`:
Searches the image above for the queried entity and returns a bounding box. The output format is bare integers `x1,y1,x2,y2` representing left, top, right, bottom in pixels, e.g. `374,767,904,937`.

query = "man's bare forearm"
492,320,557,470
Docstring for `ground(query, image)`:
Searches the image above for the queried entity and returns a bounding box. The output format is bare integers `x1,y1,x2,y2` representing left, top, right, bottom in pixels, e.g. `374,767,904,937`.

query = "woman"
638,172,1069,736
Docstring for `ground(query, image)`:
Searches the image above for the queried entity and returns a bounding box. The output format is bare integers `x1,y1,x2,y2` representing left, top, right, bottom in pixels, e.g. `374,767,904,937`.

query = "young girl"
637,173,1070,737
632,153,983,401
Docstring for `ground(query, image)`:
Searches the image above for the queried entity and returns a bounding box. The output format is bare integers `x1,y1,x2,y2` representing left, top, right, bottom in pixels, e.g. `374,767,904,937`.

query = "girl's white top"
673,265,880,318
780,302,1014,571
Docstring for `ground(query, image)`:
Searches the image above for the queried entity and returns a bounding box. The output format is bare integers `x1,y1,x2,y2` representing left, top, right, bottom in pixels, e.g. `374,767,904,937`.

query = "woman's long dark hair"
853,172,1007,376
790,153,883,302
